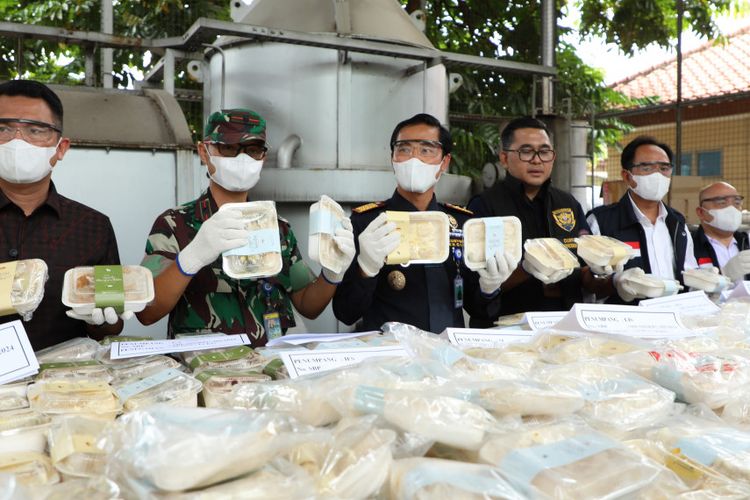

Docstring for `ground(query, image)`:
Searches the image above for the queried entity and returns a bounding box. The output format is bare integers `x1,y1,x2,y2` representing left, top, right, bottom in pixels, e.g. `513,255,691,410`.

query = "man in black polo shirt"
468,117,607,322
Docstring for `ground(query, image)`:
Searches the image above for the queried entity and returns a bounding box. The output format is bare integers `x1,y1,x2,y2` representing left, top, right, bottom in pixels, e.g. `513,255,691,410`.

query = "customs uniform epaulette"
352,201,385,214
441,203,473,216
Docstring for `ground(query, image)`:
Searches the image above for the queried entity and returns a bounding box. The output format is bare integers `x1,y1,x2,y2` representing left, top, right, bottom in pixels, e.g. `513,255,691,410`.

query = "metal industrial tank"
202,0,469,332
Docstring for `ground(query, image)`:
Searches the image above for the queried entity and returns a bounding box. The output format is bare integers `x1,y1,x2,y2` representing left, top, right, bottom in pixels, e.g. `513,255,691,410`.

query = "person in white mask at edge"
137,109,355,346
692,181,750,282
332,113,516,334
587,136,700,303
0,80,125,350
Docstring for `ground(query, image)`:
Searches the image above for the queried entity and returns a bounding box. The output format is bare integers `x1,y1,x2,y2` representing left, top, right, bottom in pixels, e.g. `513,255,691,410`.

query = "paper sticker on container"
220,201,283,279
576,235,635,269
0,259,48,320
523,238,580,276
62,265,154,315
463,217,522,270
385,211,449,266
308,195,348,274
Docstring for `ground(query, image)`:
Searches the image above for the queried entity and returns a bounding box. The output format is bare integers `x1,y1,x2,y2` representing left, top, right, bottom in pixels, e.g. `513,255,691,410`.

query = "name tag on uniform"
263,312,282,340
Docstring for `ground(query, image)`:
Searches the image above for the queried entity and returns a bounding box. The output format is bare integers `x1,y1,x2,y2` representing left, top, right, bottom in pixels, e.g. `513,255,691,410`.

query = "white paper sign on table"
110,334,251,360
280,346,407,379
553,303,693,339
443,328,534,348
524,311,568,331
265,331,379,347
0,320,39,385
639,290,720,316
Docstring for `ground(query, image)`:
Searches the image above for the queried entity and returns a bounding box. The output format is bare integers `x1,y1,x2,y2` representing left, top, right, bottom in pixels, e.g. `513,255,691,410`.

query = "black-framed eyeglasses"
503,147,556,163
0,118,61,146
631,161,674,175
700,195,744,208
391,140,444,161
205,141,268,160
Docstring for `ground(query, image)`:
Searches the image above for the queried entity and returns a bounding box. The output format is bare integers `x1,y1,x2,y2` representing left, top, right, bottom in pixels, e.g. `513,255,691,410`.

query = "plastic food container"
0,409,51,454
220,201,283,279
26,379,121,419
0,259,48,320
628,273,681,297
36,337,102,363
62,265,155,315
683,268,731,293
308,195,349,275
0,380,30,411
114,369,202,412
198,369,272,408
106,355,183,384
35,361,111,382
186,345,267,373
523,238,580,275
48,416,108,477
0,451,59,486
385,211,450,265
576,235,636,268
463,216,522,270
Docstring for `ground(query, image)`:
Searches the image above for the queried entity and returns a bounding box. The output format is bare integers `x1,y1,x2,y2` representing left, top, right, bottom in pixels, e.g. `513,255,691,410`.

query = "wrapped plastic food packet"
385,211,450,265
0,380,31,412
35,338,101,363
462,216,522,271
539,333,648,365
197,369,271,408
35,361,112,383
26,379,121,420
0,259,48,321
721,383,750,430
113,369,202,412
308,195,349,275
0,409,50,455
461,380,585,417
62,265,154,315
0,452,59,487
220,201,282,279
48,416,109,478
576,235,635,273
106,356,184,385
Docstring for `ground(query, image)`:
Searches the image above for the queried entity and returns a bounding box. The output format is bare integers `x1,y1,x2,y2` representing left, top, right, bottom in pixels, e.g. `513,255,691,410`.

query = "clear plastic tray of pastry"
185,344,266,372
115,371,202,412
683,268,731,293
385,210,450,265
26,379,121,419
198,369,273,408
463,216,522,270
628,272,682,297
106,355,183,385
576,235,636,268
308,195,349,274
35,361,111,383
0,380,30,411
523,238,580,275
220,201,283,279
35,337,102,363
61,265,155,314
3,259,48,320
0,408,51,454
48,415,108,478
0,451,59,487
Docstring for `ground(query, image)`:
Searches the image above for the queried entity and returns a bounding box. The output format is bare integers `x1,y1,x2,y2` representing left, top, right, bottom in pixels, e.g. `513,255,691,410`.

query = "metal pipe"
203,43,226,109
675,0,683,175
277,134,302,169
101,0,113,88
540,0,555,114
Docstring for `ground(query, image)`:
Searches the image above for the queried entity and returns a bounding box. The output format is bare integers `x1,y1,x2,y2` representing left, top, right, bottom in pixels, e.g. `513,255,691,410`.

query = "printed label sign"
280,346,407,378
0,320,39,384
110,334,252,360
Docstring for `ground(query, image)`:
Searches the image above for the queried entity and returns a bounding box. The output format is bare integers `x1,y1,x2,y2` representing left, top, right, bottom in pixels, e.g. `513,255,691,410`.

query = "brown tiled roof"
612,24,750,103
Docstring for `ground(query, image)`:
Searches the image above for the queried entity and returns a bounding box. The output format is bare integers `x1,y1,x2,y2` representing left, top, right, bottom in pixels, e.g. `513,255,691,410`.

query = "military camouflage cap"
203,108,267,144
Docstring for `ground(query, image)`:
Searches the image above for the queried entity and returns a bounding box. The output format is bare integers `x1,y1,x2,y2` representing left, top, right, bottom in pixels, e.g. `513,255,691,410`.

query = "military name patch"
552,208,576,232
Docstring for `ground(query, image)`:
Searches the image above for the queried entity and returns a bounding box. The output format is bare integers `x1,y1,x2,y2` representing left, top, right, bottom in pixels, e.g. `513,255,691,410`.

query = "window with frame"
697,150,722,176
678,152,692,176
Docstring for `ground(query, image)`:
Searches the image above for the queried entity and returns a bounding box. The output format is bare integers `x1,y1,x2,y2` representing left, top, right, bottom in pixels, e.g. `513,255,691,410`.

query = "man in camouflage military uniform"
332,113,517,333
137,109,355,346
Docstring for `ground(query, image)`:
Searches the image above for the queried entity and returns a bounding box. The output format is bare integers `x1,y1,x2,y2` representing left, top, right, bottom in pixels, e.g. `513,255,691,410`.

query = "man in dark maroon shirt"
0,80,124,350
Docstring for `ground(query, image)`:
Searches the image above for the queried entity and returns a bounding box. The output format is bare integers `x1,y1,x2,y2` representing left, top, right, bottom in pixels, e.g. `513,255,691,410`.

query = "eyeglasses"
205,141,268,160
700,195,744,208
503,147,556,163
392,140,443,161
631,161,674,175
0,119,61,146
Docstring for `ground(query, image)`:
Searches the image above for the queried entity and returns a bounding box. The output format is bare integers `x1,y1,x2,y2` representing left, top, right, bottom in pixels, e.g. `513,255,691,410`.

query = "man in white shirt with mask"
587,136,699,303
138,108,356,345
692,181,750,281
333,113,516,332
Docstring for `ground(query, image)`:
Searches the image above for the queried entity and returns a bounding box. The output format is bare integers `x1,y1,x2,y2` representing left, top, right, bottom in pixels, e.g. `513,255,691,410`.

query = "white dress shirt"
705,234,739,269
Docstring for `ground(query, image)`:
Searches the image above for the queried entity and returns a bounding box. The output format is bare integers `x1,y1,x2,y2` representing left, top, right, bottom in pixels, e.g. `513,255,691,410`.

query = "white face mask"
0,139,58,184
629,171,671,201
206,147,263,192
705,205,742,233
392,157,442,194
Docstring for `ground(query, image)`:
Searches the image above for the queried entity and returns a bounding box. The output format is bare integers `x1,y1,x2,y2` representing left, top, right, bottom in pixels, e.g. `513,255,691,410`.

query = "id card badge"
453,275,464,309
263,312,283,340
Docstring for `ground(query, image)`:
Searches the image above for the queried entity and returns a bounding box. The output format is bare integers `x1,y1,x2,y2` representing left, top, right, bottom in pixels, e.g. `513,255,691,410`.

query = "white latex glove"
522,258,575,285
722,249,750,281
357,212,401,277
477,250,516,295
613,267,648,302
66,308,135,325
322,218,356,283
177,208,250,275
588,260,626,277
683,266,732,294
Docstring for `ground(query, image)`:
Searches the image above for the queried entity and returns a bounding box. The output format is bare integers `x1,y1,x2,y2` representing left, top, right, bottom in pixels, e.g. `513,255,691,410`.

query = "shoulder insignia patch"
352,201,385,214
442,203,473,216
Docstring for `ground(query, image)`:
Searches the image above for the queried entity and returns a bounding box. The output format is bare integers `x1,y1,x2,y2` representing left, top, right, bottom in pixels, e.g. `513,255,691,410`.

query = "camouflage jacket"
141,189,315,346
